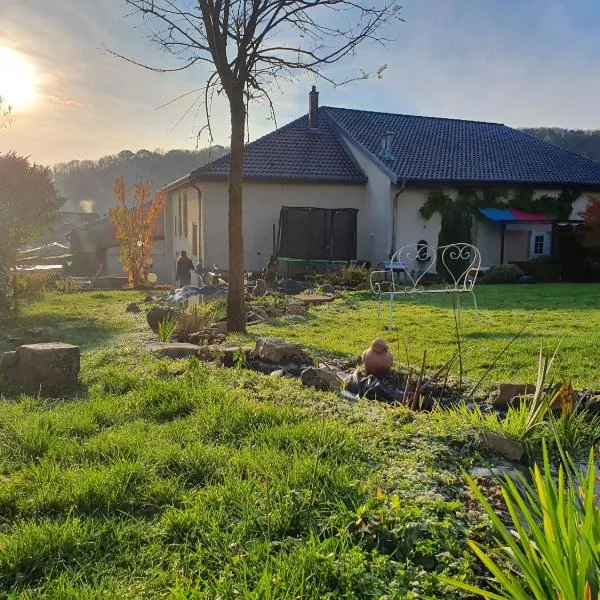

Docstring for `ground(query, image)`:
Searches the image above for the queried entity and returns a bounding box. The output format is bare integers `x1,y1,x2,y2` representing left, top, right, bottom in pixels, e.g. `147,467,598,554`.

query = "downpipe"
390,179,406,259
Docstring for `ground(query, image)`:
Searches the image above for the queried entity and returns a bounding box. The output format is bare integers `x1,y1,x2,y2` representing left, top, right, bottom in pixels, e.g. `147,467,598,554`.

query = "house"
68,215,166,279
160,87,600,281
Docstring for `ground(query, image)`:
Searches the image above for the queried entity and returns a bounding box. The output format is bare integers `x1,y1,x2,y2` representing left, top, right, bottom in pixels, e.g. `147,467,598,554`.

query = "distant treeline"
53,146,227,215
524,128,600,163
52,129,600,216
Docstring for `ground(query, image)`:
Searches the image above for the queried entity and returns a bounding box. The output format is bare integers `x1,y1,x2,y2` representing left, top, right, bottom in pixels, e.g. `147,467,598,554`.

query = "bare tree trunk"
226,94,247,333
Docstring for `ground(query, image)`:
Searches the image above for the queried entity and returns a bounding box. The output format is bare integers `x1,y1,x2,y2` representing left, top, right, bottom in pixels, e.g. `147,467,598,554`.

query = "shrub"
441,444,600,599
13,271,58,301
528,256,563,282
480,263,524,284
174,302,225,341
309,264,371,289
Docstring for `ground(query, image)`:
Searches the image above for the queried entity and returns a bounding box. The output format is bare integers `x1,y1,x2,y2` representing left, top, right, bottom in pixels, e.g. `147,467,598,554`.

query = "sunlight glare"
0,47,37,108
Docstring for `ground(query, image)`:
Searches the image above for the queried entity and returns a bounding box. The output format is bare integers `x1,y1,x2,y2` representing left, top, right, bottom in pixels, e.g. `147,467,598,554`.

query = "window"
183,193,188,238
192,223,198,257
533,234,545,255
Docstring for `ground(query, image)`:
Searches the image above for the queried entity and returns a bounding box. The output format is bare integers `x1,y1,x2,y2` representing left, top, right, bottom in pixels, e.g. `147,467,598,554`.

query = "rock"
211,321,228,333
483,432,524,461
317,283,336,294
296,294,335,305
143,295,155,303
252,279,267,297
285,302,309,316
248,305,270,321
494,383,536,406
276,280,312,295
189,329,226,346
146,342,200,359
1,351,17,370
255,337,311,365
2,343,80,396
270,369,286,378
301,367,342,392
218,345,245,367
146,307,176,333
126,302,141,313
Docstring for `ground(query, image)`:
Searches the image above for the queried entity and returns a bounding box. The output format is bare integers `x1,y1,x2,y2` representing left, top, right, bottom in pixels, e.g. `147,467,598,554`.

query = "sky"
1,0,600,166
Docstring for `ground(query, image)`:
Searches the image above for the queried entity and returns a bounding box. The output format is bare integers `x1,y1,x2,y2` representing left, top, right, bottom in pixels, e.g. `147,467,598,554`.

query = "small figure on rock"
263,255,278,285
361,338,393,376
252,278,267,297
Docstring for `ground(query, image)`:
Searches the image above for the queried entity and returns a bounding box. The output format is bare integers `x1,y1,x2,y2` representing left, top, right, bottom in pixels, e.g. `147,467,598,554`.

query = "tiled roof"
323,106,600,187
190,108,366,184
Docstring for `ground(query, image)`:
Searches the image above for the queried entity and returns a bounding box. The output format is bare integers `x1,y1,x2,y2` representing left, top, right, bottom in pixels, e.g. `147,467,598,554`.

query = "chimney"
308,85,319,129
381,131,394,159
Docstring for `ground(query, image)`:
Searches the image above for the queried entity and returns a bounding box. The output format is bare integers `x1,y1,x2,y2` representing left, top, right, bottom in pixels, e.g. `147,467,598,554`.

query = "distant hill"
52,129,600,217
53,146,227,215
523,128,600,163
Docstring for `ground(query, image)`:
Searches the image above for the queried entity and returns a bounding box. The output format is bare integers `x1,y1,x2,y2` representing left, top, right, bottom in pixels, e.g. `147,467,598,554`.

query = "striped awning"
478,207,551,222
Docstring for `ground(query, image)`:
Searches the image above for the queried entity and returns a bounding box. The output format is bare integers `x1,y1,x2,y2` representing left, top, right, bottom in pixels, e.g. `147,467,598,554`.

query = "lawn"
255,283,600,389
0,285,598,597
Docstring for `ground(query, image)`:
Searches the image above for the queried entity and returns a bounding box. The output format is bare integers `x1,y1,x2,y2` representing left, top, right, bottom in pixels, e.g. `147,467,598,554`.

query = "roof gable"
324,106,600,187
190,108,366,184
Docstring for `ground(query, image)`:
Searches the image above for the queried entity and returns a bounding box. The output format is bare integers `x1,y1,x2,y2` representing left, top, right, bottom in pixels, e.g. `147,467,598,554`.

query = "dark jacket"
176,256,194,281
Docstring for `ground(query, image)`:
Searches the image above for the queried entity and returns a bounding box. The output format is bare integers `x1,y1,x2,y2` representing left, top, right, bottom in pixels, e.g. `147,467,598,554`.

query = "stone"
143,295,155,303
255,337,311,365
211,321,228,333
296,294,335,305
483,432,524,461
270,369,286,378
146,307,176,333
317,283,336,294
494,383,536,406
1,351,17,370
252,279,268,297
126,302,141,313
146,342,200,359
2,343,80,396
218,345,245,367
300,367,342,392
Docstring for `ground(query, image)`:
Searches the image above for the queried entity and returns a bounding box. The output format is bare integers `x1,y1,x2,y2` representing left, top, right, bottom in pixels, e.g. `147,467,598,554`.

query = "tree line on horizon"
52,129,600,217
52,146,227,215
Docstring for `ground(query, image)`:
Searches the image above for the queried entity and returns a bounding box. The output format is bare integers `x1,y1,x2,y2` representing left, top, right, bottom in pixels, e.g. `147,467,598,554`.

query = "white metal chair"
370,242,481,329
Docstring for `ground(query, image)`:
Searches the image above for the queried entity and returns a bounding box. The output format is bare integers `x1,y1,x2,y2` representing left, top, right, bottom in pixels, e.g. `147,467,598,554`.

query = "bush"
174,302,225,341
528,256,563,282
12,271,58,301
480,263,524,284
309,264,371,289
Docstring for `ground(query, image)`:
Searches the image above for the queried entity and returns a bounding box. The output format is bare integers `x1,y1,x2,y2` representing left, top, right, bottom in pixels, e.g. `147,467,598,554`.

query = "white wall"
171,180,367,273
337,135,393,263
106,239,169,282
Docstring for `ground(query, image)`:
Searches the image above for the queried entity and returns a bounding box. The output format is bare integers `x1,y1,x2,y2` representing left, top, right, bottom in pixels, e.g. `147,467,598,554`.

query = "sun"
0,47,37,108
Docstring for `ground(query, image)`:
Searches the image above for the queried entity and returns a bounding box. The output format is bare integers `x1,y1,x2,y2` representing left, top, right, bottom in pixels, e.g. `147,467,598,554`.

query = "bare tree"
114,0,402,332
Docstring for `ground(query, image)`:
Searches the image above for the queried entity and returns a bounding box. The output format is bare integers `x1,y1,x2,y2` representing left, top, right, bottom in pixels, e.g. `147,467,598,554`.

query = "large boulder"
483,432,524,461
146,343,200,359
494,383,536,406
2,343,80,396
301,367,342,392
146,307,176,333
255,337,311,365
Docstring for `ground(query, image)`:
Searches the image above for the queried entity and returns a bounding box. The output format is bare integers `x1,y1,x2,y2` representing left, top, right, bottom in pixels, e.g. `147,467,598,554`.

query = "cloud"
43,95,91,109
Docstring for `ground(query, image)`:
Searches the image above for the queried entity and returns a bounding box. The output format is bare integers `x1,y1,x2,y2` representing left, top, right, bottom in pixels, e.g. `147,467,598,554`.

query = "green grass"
0,351,487,598
0,286,598,597
254,284,600,388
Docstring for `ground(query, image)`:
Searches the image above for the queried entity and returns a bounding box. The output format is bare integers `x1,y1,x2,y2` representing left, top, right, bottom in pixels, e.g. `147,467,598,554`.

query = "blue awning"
479,207,516,222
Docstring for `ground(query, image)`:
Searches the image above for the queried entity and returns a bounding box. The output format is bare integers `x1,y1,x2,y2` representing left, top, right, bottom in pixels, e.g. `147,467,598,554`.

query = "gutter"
390,179,406,258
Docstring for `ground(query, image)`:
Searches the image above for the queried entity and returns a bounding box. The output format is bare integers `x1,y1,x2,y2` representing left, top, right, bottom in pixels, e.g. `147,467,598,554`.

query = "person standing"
175,250,195,288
